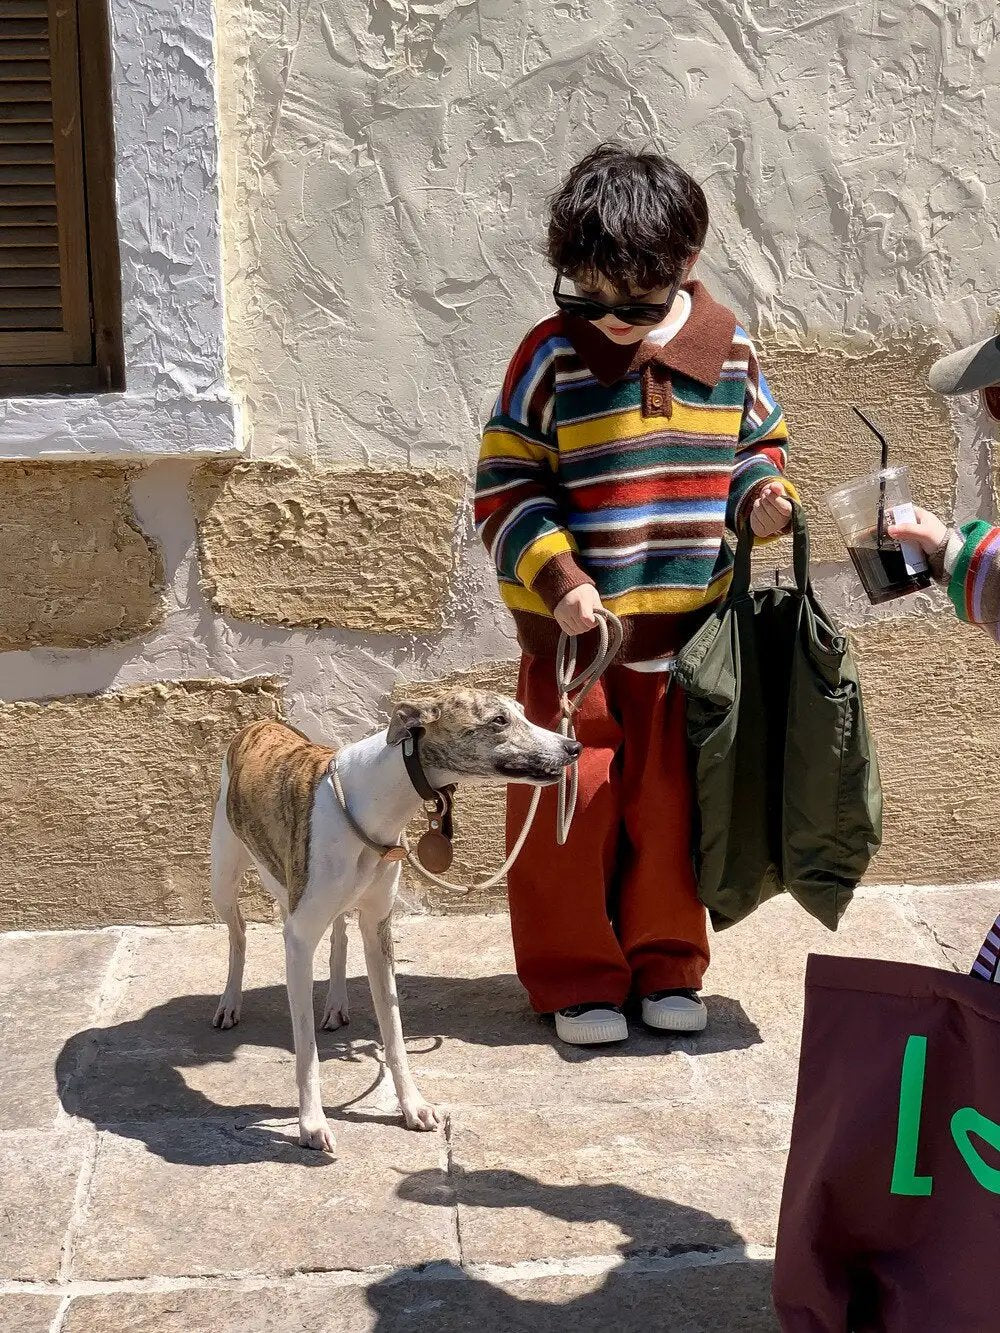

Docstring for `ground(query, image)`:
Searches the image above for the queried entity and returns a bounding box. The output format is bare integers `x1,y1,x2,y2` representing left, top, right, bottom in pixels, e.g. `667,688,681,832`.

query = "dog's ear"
386,701,440,747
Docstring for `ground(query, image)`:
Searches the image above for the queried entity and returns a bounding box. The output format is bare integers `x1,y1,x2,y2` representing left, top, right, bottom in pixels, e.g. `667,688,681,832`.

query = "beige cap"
928,334,1000,395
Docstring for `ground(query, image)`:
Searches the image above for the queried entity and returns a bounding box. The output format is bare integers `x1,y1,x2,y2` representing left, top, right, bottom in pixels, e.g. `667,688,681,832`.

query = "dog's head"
386,689,579,787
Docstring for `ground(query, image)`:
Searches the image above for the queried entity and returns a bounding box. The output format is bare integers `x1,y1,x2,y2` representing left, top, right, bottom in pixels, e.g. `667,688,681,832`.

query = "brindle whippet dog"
211,691,579,1153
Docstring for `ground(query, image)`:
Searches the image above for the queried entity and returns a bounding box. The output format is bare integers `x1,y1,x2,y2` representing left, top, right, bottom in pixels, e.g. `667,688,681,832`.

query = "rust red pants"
506,654,709,1013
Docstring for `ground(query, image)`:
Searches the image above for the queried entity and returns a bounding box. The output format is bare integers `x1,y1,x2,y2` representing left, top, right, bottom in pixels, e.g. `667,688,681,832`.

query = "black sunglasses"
552,273,682,327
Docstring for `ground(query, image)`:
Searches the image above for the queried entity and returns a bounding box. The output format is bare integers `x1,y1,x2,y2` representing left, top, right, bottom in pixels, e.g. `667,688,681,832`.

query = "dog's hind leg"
284,896,336,1153
210,789,250,1031
321,915,350,1031
359,878,441,1133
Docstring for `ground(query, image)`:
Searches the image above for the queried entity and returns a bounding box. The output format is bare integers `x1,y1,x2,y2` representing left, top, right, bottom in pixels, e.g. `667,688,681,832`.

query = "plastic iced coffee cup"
826,466,932,605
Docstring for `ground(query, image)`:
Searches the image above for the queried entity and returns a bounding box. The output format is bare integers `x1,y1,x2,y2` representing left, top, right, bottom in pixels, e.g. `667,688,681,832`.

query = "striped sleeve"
971,911,1000,982
946,521,1000,642
726,336,797,536
474,321,594,611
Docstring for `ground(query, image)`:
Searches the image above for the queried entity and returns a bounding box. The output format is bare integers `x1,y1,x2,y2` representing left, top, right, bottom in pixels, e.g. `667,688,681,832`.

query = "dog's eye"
489,714,509,730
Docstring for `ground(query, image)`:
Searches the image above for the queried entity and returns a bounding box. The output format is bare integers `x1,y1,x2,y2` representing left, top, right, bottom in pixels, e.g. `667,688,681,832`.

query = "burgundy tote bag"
773,952,1000,1331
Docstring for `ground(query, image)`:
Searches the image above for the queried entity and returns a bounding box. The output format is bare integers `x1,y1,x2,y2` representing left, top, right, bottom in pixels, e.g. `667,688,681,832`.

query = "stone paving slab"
91,920,699,1115
61,1039,387,1128
0,1128,90,1281
0,1294,63,1333
0,899,968,1323
102,926,291,1043
0,931,117,1130
907,883,1000,972
393,917,699,1108
447,1104,788,1265
58,1262,777,1332
346,895,943,1114
88,901,944,1126
58,924,390,1131
0,930,117,1031
72,1118,455,1281
684,891,946,1106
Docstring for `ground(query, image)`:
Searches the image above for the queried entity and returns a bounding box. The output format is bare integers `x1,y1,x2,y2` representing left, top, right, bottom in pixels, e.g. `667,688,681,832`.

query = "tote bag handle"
729,497,811,602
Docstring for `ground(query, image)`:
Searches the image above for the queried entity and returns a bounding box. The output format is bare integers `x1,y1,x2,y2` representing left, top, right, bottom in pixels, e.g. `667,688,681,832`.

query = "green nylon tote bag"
674,504,882,930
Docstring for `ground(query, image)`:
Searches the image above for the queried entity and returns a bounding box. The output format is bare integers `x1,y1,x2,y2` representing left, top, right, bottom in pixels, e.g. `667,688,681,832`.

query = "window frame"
0,0,241,462
0,0,123,394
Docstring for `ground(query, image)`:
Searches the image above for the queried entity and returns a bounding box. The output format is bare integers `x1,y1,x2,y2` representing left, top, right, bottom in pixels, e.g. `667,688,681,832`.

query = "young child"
474,143,797,1046
895,330,1000,639
889,331,1000,984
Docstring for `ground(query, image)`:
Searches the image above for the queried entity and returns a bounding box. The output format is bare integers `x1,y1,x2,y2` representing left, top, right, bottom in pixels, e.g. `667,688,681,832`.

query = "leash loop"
401,608,623,893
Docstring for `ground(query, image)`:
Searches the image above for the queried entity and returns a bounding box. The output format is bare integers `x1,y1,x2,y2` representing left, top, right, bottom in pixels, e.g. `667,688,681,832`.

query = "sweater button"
649,393,664,409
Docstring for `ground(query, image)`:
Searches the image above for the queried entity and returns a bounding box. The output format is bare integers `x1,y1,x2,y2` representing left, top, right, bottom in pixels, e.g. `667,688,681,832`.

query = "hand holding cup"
886,506,948,556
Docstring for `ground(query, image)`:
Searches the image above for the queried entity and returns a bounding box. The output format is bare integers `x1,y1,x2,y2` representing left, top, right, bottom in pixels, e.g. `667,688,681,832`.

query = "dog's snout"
564,739,583,761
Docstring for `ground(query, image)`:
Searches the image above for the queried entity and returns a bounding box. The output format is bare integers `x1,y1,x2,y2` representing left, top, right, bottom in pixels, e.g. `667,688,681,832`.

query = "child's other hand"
554,584,604,636
749,482,794,538
887,506,948,555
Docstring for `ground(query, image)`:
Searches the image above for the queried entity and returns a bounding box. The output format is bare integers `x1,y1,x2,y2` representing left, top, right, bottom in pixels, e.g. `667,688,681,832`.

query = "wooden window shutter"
0,0,122,394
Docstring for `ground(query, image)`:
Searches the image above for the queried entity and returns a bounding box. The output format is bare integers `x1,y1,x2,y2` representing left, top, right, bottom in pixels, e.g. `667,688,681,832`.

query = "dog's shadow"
55,973,762,1169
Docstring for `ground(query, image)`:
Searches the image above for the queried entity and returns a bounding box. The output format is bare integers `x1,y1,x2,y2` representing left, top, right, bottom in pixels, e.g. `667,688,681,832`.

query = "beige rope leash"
400,609,624,896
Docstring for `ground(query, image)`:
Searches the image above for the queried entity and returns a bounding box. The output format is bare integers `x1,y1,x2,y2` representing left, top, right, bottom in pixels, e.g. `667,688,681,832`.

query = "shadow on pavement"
366,1167,777,1331
54,973,761,1168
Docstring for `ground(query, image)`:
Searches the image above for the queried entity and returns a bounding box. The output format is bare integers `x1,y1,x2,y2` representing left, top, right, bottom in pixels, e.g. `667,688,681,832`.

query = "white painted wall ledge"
0,394,242,462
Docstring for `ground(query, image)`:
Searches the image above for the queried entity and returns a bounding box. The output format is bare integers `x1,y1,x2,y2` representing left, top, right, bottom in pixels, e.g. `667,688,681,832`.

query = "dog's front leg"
359,896,441,1132
283,910,334,1153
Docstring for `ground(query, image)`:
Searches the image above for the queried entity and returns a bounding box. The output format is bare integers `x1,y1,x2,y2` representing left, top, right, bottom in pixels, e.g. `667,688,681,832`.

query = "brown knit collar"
562,280,738,389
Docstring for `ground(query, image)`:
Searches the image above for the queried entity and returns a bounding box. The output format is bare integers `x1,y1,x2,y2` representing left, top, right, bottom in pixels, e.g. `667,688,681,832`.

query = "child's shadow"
364,1168,777,1330
54,973,761,1169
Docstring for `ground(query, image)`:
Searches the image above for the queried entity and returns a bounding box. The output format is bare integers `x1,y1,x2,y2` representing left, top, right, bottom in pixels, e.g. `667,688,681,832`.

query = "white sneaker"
641,989,707,1033
555,1003,628,1046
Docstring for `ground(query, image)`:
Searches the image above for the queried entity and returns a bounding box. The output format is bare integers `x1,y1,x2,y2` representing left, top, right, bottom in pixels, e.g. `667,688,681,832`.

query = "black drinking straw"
851,406,889,546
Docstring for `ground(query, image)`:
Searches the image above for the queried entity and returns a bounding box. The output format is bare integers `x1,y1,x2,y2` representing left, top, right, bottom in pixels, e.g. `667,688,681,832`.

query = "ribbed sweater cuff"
531,552,596,612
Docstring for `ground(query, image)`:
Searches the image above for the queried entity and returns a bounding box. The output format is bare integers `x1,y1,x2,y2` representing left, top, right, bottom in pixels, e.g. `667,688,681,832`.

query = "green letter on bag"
951,1107,1000,1193
891,1035,934,1197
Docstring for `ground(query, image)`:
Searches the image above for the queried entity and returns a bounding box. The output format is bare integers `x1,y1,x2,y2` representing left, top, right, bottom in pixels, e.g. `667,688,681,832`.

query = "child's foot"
641,989,707,1033
555,1002,628,1046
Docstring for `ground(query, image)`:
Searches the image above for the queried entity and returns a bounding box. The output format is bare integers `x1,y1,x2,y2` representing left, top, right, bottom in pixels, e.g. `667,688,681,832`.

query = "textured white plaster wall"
220,0,1000,469
112,0,230,400
6,1,1000,744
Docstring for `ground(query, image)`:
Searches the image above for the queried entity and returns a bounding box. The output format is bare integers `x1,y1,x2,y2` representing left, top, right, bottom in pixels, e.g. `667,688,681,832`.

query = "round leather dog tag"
417,830,454,874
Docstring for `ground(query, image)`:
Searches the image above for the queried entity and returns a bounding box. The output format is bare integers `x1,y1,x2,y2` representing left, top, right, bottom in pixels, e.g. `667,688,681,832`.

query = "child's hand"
749,482,794,538
887,506,948,555
554,584,604,636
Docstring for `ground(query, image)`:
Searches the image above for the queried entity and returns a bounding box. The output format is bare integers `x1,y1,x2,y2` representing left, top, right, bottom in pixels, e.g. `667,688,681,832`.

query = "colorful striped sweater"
474,281,796,661
931,520,1000,642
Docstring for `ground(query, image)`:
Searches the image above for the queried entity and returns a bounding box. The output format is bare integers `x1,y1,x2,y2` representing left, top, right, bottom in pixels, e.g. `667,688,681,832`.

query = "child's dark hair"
547,143,709,292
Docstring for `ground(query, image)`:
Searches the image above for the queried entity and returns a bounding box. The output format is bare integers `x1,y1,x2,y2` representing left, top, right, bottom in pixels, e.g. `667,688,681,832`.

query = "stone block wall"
2,0,999,929
1,366,997,930
0,678,283,930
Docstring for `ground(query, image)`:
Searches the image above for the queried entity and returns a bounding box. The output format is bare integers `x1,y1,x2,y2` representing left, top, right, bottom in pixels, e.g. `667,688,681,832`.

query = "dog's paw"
298,1117,336,1153
321,999,350,1031
401,1098,442,1132
212,998,241,1029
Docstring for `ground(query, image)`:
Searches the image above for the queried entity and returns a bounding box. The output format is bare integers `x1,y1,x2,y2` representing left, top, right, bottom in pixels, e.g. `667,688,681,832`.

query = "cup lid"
825,465,911,505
